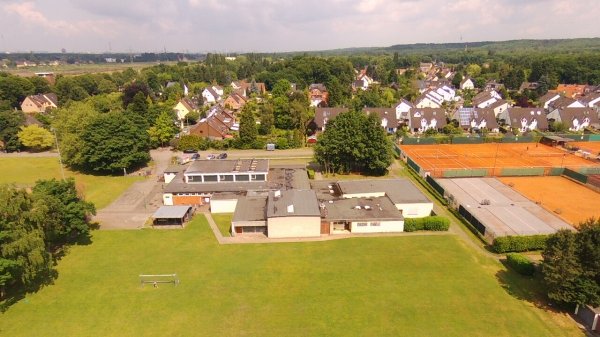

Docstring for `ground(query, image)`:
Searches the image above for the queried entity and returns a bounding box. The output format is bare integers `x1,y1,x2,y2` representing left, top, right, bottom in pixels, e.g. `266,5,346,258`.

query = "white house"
460,78,475,90
202,86,223,104
266,190,322,238
394,99,414,120
472,90,502,108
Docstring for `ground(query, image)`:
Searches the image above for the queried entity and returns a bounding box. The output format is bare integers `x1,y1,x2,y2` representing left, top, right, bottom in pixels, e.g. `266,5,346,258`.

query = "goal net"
139,274,180,287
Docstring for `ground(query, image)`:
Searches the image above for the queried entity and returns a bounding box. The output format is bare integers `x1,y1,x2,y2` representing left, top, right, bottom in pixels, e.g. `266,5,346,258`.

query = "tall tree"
148,111,178,147
0,185,52,298
78,112,150,173
238,102,258,147
32,178,96,247
0,109,25,152
258,103,274,135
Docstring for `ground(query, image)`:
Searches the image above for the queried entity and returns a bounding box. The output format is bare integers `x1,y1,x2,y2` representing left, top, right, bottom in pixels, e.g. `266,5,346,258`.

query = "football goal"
139,274,180,287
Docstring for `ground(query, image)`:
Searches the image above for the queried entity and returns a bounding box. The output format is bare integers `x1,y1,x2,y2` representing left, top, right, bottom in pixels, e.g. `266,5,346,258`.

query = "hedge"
404,216,450,232
307,168,315,180
505,253,535,276
492,235,548,253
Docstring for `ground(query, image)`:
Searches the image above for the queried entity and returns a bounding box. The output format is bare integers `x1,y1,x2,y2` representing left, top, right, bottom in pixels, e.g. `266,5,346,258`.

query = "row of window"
357,222,381,227
186,174,266,183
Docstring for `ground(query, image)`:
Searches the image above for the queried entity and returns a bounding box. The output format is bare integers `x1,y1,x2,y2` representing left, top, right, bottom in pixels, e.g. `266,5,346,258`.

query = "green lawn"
0,216,582,337
211,213,233,237
0,157,144,209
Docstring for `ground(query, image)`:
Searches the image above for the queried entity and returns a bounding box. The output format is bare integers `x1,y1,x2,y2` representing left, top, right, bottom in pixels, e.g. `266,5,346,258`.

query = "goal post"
139,274,180,287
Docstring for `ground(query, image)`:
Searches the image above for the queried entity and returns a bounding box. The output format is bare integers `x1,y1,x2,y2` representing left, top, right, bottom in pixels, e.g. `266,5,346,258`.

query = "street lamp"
51,128,65,181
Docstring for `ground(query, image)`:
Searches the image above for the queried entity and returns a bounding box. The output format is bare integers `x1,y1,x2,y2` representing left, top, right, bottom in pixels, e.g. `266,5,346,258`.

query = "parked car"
206,154,216,160
183,149,197,154
217,153,228,159
190,153,201,161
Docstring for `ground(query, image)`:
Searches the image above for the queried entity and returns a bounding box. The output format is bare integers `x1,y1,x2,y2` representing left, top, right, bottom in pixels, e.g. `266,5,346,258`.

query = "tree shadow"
0,268,59,313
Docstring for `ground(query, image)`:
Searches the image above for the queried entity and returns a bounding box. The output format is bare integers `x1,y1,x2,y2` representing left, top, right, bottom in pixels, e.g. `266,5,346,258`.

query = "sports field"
0,216,582,337
569,141,600,155
499,176,600,227
400,143,599,177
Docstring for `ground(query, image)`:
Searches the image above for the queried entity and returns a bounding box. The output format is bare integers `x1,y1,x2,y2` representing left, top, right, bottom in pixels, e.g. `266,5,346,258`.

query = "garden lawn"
0,157,143,209
211,213,233,237
0,216,583,337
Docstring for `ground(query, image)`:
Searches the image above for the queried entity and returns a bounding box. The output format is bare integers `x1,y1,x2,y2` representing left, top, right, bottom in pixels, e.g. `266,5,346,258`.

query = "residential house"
472,90,501,108
408,108,446,133
394,99,414,121
484,80,505,92
352,75,373,91
547,96,585,114
223,93,247,111
578,92,600,108
546,107,599,131
189,106,236,139
460,77,475,90
555,84,587,98
34,72,56,85
488,99,510,117
419,62,434,74
231,80,266,97
539,92,562,110
173,98,198,126
454,108,499,132
363,107,398,133
519,82,539,93
308,83,329,107
499,107,549,132
202,85,223,104
415,90,443,108
312,107,349,132
20,93,58,113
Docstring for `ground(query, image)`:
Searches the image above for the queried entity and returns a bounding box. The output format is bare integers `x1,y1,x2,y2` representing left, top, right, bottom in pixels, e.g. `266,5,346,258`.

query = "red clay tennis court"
400,143,600,177
569,141,600,156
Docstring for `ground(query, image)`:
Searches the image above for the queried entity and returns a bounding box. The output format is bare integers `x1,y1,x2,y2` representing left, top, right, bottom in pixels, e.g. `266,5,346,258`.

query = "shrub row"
492,235,548,253
505,253,535,276
404,216,450,232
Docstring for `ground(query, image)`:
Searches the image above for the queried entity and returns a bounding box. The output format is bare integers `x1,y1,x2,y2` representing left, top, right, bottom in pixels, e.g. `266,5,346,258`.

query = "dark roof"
165,165,186,173
409,108,447,129
548,96,577,110
186,159,269,174
539,92,560,104
394,99,414,109
362,107,398,127
313,107,349,129
267,189,320,218
472,91,499,107
578,92,600,105
336,179,431,204
309,83,327,92
164,175,269,194
24,93,58,108
180,97,198,111
232,196,267,222
322,196,404,221
555,108,599,128
152,206,192,219
505,108,549,130
456,108,499,129
268,168,311,190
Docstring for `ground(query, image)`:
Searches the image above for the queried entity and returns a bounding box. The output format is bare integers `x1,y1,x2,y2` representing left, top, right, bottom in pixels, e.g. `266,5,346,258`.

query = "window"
188,175,202,183
251,174,266,181
370,222,381,226
236,174,249,181
219,175,234,182
203,175,218,182
357,222,368,227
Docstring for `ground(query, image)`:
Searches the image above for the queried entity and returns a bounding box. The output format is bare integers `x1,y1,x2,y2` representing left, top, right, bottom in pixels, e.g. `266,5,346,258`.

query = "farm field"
400,143,599,177
7,61,176,77
0,157,143,209
0,216,583,337
498,176,600,227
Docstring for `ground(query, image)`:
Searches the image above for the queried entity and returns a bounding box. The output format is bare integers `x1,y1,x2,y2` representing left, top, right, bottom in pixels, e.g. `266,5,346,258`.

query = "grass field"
211,213,233,236
0,216,582,337
499,176,600,227
7,62,176,77
400,143,599,177
0,157,143,209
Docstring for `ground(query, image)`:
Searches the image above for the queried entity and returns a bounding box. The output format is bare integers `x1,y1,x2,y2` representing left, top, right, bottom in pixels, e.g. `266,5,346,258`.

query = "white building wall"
164,173,177,184
395,202,433,218
163,193,174,206
267,216,321,238
210,199,238,214
341,192,386,199
350,220,404,233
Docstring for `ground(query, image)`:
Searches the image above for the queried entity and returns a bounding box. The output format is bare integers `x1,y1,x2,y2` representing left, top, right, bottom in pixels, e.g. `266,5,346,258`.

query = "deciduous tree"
17,125,54,151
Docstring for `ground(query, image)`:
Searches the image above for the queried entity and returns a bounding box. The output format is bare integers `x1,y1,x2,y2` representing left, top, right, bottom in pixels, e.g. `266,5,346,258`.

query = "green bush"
492,235,548,253
404,216,450,232
307,168,315,180
505,253,535,276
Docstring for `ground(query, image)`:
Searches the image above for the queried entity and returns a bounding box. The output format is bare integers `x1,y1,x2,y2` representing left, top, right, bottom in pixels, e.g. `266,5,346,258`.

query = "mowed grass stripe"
0,157,143,209
0,216,582,337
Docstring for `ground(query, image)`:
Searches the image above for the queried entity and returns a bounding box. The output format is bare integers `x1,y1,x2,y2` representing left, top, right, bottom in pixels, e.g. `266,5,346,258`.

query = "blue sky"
0,0,598,53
